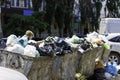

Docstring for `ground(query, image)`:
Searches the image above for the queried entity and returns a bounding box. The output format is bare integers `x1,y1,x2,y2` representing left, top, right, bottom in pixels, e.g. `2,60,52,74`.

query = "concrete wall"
0,47,110,80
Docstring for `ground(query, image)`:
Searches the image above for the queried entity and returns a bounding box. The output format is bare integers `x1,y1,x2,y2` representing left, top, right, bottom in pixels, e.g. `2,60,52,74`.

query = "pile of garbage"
4,31,110,57
88,60,119,80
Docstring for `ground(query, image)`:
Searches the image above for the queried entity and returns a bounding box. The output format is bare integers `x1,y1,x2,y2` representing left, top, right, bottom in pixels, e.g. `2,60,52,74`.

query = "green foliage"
32,0,42,11
0,0,3,5
44,0,56,35
32,11,46,21
95,1,102,18
31,11,48,34
79,0,103,32
2,0,120,37
5,12,48,36
106,0,120,17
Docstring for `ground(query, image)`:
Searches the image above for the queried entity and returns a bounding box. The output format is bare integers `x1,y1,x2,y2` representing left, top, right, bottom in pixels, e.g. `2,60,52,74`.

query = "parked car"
106,33,120,64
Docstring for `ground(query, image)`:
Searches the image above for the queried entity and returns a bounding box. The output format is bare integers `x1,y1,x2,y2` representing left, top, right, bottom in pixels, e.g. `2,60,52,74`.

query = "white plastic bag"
105,72,113,80
71,35,80,44
6,34,18,47
17,35,28,47
24,45,37,57
65,37,79,48
5,44,24,55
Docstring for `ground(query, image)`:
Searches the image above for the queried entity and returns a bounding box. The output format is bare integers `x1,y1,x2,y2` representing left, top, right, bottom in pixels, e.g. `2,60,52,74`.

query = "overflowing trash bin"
0,47,110,80
0,31,110,80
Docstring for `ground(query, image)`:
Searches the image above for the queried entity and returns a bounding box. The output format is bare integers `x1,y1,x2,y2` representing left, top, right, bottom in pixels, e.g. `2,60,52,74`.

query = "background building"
1,0,34,37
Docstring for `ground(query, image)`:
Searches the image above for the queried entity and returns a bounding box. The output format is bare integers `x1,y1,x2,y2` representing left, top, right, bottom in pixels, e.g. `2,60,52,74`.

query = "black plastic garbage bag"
79,38,92,50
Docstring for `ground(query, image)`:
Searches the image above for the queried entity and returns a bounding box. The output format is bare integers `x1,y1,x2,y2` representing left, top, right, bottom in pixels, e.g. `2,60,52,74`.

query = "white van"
99,18,120,34
99,18,120,64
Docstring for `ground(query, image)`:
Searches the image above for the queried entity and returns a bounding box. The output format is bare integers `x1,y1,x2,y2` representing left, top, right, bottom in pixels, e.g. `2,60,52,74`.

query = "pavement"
111,75,120,80
111,65,120,80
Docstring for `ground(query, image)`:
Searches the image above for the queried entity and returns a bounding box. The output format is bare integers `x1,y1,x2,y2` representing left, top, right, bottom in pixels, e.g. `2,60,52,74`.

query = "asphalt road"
111,65,120,80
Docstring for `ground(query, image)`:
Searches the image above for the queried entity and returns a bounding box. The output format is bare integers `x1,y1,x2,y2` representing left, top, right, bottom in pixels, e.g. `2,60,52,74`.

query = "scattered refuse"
2,31,110,57
105,61,118,79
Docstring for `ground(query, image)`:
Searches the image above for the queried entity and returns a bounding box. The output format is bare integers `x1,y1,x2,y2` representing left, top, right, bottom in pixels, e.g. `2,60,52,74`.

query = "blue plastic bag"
105,62,118,76
18,35,28,47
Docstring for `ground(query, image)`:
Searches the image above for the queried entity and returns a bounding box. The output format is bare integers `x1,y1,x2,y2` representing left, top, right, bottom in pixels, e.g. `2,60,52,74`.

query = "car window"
109,36,120,42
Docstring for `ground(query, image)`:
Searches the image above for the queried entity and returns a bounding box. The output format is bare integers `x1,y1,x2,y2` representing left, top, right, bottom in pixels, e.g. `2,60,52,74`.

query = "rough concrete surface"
0,47,110,80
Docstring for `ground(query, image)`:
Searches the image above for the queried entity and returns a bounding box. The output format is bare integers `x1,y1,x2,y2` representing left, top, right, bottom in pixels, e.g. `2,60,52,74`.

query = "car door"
109,35,120,53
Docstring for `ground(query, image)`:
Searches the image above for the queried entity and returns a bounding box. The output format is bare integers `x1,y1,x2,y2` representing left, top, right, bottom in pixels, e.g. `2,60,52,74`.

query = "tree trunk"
0,3,3,38
55,0,65,37
63,0,74,37
45,0,56,36
32,0,42,11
